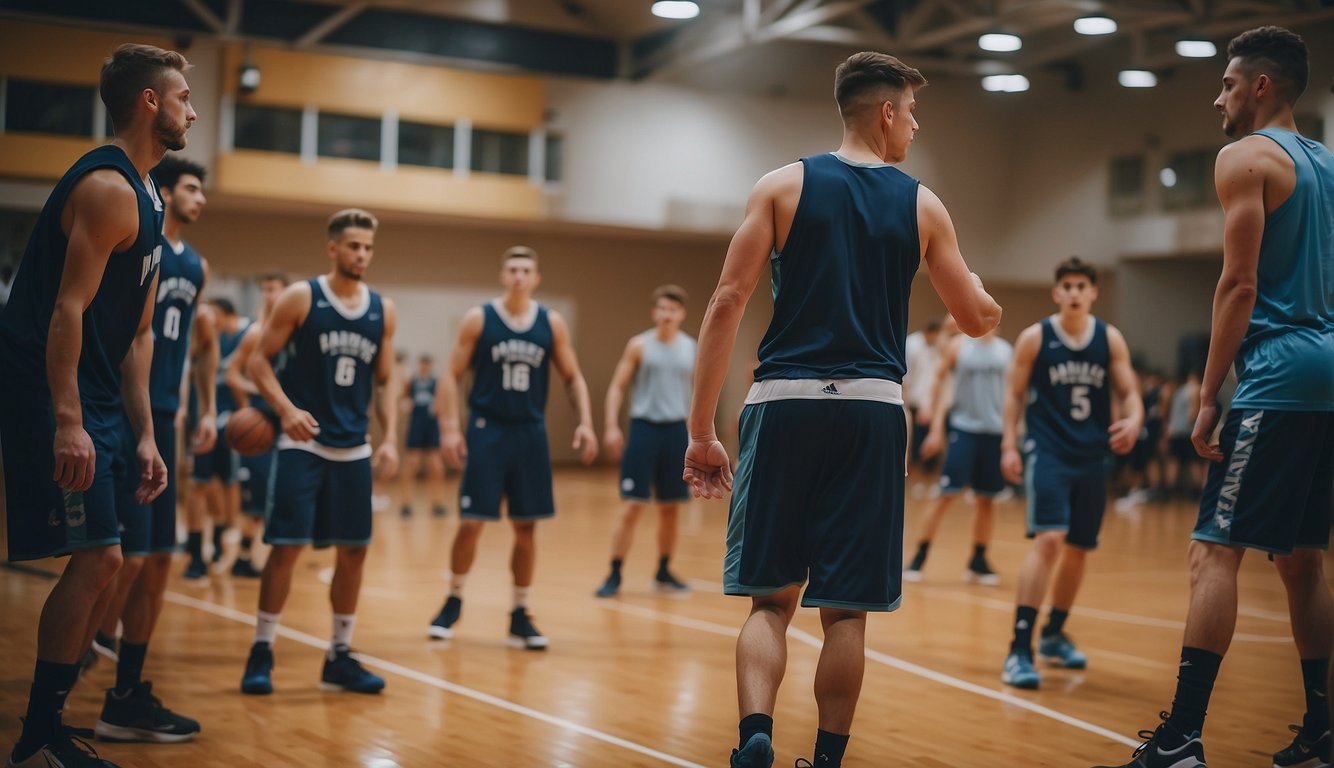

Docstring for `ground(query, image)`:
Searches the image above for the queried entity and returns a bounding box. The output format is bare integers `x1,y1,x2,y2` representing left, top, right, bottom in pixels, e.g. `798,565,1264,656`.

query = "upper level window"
233,104,302,154
5,79,95,137
471,128,528,176
318,112,380,162
1161,149,1213,210
1107,154,1144,217
398,120,454,170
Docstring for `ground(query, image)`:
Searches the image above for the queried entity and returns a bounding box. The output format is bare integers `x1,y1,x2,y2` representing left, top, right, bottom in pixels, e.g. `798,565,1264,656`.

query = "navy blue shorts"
620,419,689,502
1194,409,1333,555
939,429,1005,496
726,399,907,612
1170,435,1197,465
1024,449,1109,550
238,449,274,519
1,378,127,561
265,448,372,548
192,413,237,484
118,410,181,556
458,415,553,521
406,412,440,449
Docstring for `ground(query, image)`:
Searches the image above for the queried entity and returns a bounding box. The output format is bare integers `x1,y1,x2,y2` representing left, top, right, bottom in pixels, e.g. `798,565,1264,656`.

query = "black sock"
186,531,203,564
608,559,623,578
971,544,986,562
738,712,773,750
1042,608,1070,638
240,537,254,558
115,642,148,694
657,555,671,577
212,524,228,559
94,630,116,650
1010,606,1038,655
1301,658,1330,733
1166,646,1223,736
16,660,80,756
813,729,850,766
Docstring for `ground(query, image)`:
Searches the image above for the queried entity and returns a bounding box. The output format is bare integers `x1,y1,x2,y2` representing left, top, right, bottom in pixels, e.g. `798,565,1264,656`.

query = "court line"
598,601,1139,749
164,591,706,768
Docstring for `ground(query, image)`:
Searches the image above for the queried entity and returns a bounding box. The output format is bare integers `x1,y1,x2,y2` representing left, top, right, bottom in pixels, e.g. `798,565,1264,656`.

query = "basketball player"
902,319,943,472
239,209,397,695
596,285,696,598
225,271,291,576
399,354,446,518
0,44,188,768
1164,368,1204,498
1099,26,1333,768
998,258,1142,691
427,246,598,650
86,156,216,742
904,326,1011,584
182,296,248,581
684,53,1001,768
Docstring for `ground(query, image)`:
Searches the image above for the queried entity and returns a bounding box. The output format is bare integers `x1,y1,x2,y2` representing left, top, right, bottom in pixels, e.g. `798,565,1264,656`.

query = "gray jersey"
948,336,1011,435
629,330,696,423
1168,381,1196,437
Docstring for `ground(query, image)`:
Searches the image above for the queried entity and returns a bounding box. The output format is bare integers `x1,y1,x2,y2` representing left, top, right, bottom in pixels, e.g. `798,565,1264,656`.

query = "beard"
154,108,188,152
336,262,363,281
1222,104,1254,138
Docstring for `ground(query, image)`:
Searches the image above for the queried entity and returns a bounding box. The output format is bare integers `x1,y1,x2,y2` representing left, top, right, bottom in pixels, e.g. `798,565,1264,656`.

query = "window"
1161,149,1213,210
544,134,563,183
398,120,454,169
5,79,95,137
471,128,528,176
233,104,302,154
1107,154,1143,216
318,112,380,162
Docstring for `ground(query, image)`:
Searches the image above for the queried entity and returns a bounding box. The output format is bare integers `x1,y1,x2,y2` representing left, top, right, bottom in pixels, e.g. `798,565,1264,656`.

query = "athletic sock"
1010,606,1038,656
970,544,987,564
656,555,671,579
513,585,530,610
94,630,116,650
1301,658,1330,734
114,642,147,694
609,558,623,577
1041,608,1070,638
813,729,850,766
15,660,80,758
331,614,355,659
909,541,929,569
240,536,254,558
186,531,203,564
449,574,467,599
738,712,773,750
1166,646,1223,736
211,524,228,561
254,610,282,646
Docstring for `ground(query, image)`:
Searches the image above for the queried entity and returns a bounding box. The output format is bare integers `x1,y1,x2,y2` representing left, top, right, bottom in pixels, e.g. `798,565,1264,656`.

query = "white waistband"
276,435,372,462
745,378,904,405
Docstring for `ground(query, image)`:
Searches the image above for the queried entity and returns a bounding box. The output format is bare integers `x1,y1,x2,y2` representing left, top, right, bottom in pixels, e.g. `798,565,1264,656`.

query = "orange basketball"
226,407,277,456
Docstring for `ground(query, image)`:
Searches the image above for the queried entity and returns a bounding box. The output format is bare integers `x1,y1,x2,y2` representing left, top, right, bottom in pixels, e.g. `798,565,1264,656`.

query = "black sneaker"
507,607,549,650
9,726,118,767
94,681,200,743
428,596,462,639
230,558,262,579
654,570,690,593
1273,723,1331,767
595,573,621,598
1094,715,1206,767
964,556,1001,586
240,642,274,695
181,559,208,585
904,548,928,583
432,505,448,518
91,632,118,663
319,646,385,693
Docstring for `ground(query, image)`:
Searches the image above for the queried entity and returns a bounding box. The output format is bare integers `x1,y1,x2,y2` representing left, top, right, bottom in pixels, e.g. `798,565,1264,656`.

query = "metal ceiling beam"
179,0,225,33
762,0,879,41
761,0,815,27
224,0,242,36
297,2,367,47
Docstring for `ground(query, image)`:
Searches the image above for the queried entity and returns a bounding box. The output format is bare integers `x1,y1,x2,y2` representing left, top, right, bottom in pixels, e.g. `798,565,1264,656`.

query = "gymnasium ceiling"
3,0,1333,97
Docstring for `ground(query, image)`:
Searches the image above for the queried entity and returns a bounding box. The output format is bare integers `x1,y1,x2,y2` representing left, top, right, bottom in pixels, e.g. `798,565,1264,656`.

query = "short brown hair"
327,208,377,240
834,52,927,120
652,284,687,307
101,44,189,132
1227,26,1308,105
1055,257,1098,285
503,245,538,266
259,271,289,286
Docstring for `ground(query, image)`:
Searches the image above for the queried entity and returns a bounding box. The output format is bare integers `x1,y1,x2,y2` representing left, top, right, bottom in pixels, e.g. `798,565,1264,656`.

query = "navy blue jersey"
469,303,552,423
278,278,384,448
410,375,436,419
1025,317,1112,462
148,239,205,412
215,318,251,416
0,145,162,410
754,153,920,382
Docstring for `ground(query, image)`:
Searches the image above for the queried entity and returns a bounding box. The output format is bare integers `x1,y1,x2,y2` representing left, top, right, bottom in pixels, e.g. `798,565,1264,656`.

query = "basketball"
226,407,276,456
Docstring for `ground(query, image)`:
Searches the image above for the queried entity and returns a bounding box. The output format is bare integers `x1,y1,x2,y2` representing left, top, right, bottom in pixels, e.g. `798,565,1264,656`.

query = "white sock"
449,574,467,598
513,585,530,610
330,613,356,658
255,611,281,645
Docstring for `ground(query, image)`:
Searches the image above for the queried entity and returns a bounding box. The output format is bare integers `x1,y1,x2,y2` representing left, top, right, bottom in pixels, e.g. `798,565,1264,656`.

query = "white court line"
164,591,706,768
599,601,1139,749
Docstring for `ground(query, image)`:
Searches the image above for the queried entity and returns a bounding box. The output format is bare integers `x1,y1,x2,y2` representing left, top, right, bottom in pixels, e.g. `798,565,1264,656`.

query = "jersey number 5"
1070,385,1091,421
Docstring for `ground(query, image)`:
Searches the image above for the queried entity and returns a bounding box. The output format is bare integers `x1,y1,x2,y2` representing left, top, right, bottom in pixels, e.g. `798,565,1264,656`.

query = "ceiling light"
652,1,699,19
1175,39,1217,58
981,74,1030,93
978,33,1022,52
1118,69,1157,88
1159,167,1178,188
1073,15,1117,35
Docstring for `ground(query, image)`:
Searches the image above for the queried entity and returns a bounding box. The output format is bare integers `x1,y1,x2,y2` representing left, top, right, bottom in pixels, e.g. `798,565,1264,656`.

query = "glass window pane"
233,104,302,154
1162,149,1213,210
318,112,380,162
6,80,95,137
545,134,562,183
471,128,528,176
1107,154,1143,217
398,120,454,169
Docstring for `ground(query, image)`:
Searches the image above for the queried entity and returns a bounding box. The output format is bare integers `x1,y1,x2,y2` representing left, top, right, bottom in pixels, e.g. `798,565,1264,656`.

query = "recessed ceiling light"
1118,69,1157,88
981,74,1030,93
1073,15,1117,35
978,33,1022,52
652,1,699,19
1175,39,1217,58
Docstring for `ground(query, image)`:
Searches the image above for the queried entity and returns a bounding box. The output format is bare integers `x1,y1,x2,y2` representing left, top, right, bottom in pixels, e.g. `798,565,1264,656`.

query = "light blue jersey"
1230,129,1334,411
949,336,1011,435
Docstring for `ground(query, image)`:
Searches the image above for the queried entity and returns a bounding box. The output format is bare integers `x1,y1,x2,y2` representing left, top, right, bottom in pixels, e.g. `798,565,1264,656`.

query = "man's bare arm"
436,307,483,468
248,282,316,441
1105,326,1143,456
371,298,400,477
1000,324,1041,484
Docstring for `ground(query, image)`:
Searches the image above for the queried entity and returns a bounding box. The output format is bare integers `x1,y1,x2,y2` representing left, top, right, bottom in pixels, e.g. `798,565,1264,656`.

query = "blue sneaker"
240,642,274,695
730,733,775,768
320,646,385,693
1002,651,1040,689
1038,632,1088,669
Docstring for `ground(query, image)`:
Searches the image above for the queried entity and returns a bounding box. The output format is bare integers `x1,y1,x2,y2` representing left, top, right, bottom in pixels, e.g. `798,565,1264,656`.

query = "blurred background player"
1164,368,1205,498
399,354,446,519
